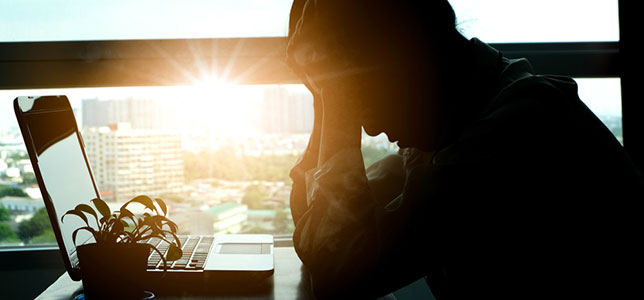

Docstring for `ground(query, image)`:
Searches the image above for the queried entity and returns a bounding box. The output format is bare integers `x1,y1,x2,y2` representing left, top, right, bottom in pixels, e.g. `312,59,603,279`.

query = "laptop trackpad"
218,243,271,254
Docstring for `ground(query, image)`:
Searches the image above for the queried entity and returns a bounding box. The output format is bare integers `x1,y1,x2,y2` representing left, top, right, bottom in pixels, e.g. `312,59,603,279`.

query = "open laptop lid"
14,95,98,281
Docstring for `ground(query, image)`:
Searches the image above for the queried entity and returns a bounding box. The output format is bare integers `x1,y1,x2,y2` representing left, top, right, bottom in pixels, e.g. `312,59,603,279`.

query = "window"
0,85,396,247
575,78,622,143
0,0,293,42
449,0,619,43
0,78,620,247
0,1,632,252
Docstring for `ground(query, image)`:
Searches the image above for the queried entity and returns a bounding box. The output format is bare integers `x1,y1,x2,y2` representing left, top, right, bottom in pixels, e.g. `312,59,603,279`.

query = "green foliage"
61,195,183,270
0,222,19,242
21,173,38,185
183,148,298,183
158,193,185,203
184,145,395,183
273,209,293,234
0,185,29,198
243,225,268,234
7,152,27,161
0,206,11,222
30,229,55,244
242,185,268,210
18,207,52,243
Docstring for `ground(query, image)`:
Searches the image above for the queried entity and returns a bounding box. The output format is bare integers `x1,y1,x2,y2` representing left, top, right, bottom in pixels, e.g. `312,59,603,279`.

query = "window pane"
0,84,398,248
0,0,292,42
1,1,619,43
0,78,623,247
0,84,315,247
575,78,622,143
450,0,619,43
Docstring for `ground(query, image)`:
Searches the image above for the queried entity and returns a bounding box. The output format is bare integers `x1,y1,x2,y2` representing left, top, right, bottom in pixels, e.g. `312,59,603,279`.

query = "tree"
18,207,52,243
29,229,56,244
21,172,38,185
273,209,293,234
0,185,29,198
0,206,11,222
0,223,19,242
242,185,267,210
158,193,185,203
183,149,299,183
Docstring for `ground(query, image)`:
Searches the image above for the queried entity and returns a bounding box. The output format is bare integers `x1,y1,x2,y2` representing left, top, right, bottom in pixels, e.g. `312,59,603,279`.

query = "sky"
0,0,618,43
0,0,622,132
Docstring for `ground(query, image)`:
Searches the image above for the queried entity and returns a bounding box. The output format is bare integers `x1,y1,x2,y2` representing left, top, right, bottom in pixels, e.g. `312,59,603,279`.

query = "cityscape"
0,82,623,247
0,85,398,247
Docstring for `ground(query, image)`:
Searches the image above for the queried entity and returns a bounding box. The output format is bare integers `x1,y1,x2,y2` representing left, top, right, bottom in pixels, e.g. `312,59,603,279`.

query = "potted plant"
62,195,183,300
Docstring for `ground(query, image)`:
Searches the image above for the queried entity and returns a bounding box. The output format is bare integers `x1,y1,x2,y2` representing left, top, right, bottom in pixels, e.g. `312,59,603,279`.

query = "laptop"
13,95,274,290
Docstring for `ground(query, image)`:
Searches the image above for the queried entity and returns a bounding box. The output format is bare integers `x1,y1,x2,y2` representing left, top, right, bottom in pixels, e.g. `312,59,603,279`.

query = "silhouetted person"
286,1,642,299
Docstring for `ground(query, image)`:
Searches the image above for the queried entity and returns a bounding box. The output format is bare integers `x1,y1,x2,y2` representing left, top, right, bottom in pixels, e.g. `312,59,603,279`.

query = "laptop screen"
16,96,98,269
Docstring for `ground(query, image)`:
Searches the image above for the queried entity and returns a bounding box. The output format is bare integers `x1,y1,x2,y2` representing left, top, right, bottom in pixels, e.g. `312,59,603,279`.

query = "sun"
186,75,258,139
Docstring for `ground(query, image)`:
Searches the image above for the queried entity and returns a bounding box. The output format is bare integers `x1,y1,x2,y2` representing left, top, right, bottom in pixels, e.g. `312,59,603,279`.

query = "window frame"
0,37,298,89
0,1,635,269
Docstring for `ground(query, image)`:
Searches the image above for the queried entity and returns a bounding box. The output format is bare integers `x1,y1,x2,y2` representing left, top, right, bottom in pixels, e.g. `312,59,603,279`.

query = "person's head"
287,0,469,151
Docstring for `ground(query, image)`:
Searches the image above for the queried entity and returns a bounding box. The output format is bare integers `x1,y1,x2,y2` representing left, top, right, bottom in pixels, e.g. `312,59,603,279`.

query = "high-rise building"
82,124,184,202
82,98,178,130
261,86,314,134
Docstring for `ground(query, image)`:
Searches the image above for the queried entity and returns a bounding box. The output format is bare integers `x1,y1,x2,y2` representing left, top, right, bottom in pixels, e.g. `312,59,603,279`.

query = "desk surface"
36,247,315,300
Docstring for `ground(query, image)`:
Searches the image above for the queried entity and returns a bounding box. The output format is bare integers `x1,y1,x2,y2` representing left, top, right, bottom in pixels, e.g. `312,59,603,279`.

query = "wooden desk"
36,247,315,300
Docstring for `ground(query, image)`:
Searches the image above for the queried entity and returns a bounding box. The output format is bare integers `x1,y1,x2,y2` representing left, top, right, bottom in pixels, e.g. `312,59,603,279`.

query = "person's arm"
291,88,431,299
289,86,362,224
289,92,322,224
293,151,440,299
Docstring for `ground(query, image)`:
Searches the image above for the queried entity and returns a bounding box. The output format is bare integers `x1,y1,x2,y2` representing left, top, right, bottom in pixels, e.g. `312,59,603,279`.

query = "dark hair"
288,0,459,63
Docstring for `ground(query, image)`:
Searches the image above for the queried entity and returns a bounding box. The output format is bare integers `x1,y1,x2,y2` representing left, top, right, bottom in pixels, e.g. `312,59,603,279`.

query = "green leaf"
165,231,182,248
91,198,111,219
152,215,164,228
75,204,98,225
149,245,169,272
165,220,178,233
166,243,183,261
140,215,163,231
110,218,124,233
61,209,89,226
125,195,157,213
119,207,134,219
72,226,97,246
154,198,168,216
122,214,138,229
119,230,135,243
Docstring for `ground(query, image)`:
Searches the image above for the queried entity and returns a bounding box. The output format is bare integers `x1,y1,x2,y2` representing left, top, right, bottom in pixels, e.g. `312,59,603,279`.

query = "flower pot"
77,243,151,300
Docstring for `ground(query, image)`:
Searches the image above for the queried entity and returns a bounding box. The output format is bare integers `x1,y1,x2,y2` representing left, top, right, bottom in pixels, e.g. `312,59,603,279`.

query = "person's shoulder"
433,74,579,166
476,72,581,130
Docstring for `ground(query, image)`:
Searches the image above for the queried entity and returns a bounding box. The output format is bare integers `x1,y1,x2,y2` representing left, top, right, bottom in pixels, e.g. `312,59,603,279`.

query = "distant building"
0,196,44,213
261,86,314,134
82,124,184,202
82,98,178,130
171,207,215,236
204,202,248,235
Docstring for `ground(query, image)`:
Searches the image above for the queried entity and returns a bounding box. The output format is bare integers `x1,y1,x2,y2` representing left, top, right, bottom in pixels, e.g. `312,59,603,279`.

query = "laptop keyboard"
143,235,214,270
